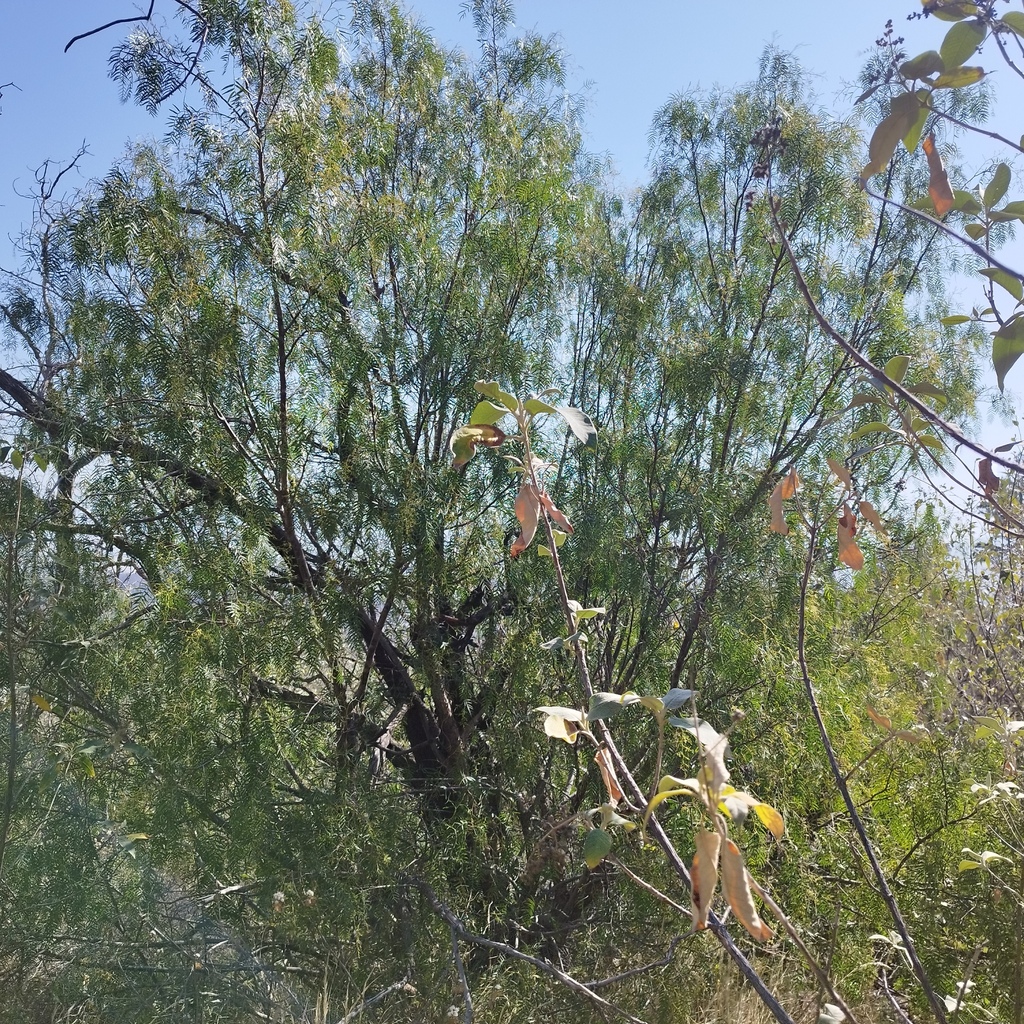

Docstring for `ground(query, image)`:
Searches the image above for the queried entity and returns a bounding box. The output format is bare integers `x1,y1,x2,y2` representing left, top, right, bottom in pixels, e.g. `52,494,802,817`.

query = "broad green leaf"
999,201,1024,217
965,222,987,240
902,93,931,153
451,424,506,466
555,405,598,448
540,636,565,651
469,400,508,425
932,66,985,89
31,694,52,712
984,163,1012,209
952,189,983,214
583,827,612,869
993,316,1024,390
930,1,978,22
572,606,606,621
524,397,557,416
884,354,911,383
980,267,1023,302
939,19,985,70
473,379,519,412
851,421,895,439
899,50,945,80
1002,11,1024,36
10,449,23,471
32,452,48,472
848,392,882,407
588,692,628,721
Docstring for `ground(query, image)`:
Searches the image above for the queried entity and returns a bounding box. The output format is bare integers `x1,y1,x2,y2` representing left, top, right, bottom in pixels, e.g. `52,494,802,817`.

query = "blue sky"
0,0,951,261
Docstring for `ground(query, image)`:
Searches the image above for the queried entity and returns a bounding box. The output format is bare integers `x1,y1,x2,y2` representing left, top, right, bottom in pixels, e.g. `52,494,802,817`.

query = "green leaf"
940,19,985,70
661,687,696,712
931,1,978,22
884,354,911,384
900,50,945,80
1002,11,1024,37
469,400,508,425
980,267,1024,302
932,66,986,88
939,315,971,325
906,382,948,399
583,828,612,869
993,316,1024,390
587,692,630,721
902,94,931,154
555,405,598,448
952,189,983,215
984,163,1012,209
965,222,987,240
851,421,895,439
918,434,945,451
473,380,519,412
523,398,557,416
998,200,1024,219
9,449,23,471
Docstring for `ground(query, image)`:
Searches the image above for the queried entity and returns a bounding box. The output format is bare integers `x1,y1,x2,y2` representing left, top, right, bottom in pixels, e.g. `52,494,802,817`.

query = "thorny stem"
796,522,947,1024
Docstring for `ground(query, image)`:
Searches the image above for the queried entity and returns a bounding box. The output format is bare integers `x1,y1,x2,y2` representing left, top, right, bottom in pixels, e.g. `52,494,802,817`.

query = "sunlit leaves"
861,93,923,178
980,267,1023,302
474,379,519,413
535,706,587,744
932,66,985,88
900,50,945,80
958,848,1011,872
555,405,598,449
451,423,506,466
469,400,509,425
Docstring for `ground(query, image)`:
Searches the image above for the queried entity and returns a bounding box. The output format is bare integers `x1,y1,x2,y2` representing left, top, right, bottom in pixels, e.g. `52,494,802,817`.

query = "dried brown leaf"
538,490,575,535
858,500,888,539
768,482,789,535
594,747,623,804
690,829,721,931
779,466,800,500
721,840,773,942
510,480,540,557
979,457,1000,499
827,458,853,490
837,504,865,570
923,134,955,218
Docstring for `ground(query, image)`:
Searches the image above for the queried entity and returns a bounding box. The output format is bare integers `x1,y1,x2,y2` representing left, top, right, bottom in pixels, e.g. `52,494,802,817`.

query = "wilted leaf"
510,480,540,556
984,163,1012,210
451,424,506,467
866,705,893,731
817,1005,847,1024
827,458,852,490
932,66,985,89
939,18,985,70
670,717,731,798
768,480,789,535
691,829,721,930
720,840,773,942
595,747,623,803
583,827,612,869
555,405,598,449
994,316,1024,390
537,490,574,535
858,500,888,538
779,466,799,499
535,705,586,744
978,457,1000,499
837,505,864,570
922,135,955,217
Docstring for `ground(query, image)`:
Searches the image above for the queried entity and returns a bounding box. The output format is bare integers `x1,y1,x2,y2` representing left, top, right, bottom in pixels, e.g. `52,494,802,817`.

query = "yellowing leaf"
753,803,785,842
827,458,852,490
721,840,773,942
510,480,540,557
450,424,506,467
643,777,700,830
690,829,721,931
866,705,893,732
31,694,53,712
837,505,864,570
922,134,955,217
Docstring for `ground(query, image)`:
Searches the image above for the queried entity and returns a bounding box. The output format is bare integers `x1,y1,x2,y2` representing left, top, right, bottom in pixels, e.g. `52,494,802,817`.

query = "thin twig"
65,1,156,52
450,924,473,1023
335,973,414,1024
411,878,648,1024
878,967,915,1024
585,934,686,992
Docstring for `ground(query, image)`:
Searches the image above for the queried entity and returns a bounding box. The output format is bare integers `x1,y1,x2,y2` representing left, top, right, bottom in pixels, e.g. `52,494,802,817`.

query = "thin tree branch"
65,2,156,52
